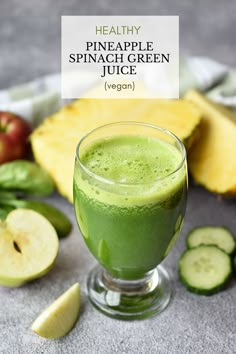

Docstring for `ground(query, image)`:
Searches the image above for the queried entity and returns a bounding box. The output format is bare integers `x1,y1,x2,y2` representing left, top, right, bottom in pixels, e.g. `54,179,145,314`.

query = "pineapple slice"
31,98,202,202
185,90,236,195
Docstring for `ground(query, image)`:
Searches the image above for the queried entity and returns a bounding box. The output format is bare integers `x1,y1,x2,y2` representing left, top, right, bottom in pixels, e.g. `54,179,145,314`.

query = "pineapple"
185,90,236,196
31,98,202,202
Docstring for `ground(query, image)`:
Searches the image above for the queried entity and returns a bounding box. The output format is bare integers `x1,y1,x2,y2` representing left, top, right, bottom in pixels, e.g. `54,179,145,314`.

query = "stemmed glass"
74,122,187,320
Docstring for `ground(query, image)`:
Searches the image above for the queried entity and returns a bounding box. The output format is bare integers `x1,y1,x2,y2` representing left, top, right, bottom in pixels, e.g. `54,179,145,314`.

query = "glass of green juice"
73,122,187,320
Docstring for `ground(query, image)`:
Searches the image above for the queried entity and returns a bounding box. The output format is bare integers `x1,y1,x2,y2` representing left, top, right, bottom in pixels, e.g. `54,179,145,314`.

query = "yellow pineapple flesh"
185,90,236,195
31,98,202,202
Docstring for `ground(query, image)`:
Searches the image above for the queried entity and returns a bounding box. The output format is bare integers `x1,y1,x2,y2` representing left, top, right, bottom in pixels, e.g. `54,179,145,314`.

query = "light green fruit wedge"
0,209,59,287
32,283,80,339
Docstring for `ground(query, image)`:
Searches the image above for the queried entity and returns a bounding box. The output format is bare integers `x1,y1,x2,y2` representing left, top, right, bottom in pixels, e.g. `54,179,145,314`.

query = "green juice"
74,135,187,280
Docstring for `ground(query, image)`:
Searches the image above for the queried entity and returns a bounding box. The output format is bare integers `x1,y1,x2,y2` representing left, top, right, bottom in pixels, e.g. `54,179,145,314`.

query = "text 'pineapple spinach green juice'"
74,131,187,280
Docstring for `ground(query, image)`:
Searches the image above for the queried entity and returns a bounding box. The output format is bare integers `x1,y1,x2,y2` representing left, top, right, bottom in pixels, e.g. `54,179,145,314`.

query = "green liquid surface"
74,135,187,279
81,136,182,184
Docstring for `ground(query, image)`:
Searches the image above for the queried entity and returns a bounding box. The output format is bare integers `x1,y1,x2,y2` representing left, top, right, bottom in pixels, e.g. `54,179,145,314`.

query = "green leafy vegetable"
0,160,54,196
0,191,16,200
0,208,9,220
0,198,72,238
0,205,15,220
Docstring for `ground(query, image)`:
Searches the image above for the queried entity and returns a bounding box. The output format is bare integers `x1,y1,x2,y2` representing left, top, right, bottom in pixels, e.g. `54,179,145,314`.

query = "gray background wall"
0,0,235,89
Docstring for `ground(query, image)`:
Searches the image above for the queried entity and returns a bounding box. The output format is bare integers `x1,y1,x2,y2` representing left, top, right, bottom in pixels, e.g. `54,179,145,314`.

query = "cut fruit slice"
179,245,232,295
32,283,80,339
0,209,59,287
31,97,202,202
185,90,236,195
186,226,235,255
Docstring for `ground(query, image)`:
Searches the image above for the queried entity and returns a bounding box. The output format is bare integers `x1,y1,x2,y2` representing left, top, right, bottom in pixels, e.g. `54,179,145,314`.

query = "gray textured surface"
0,2,236,354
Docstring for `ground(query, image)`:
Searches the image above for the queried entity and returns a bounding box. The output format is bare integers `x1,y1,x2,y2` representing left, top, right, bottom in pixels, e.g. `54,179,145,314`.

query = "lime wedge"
32,283,80,339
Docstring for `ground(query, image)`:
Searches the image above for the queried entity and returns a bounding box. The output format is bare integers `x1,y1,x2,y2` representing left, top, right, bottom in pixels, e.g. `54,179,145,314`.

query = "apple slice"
0,209,59,287
32,283,80,339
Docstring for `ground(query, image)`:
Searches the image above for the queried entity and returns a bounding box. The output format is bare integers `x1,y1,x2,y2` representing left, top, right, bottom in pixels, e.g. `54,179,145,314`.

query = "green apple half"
32,283,80,339
0,208,59,287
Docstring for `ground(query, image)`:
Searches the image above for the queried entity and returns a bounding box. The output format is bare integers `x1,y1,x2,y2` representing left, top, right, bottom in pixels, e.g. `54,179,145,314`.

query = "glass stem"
102,268,159,295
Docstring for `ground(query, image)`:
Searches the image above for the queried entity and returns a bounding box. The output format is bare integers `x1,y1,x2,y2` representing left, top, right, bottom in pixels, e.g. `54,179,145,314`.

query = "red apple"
0,111,31,164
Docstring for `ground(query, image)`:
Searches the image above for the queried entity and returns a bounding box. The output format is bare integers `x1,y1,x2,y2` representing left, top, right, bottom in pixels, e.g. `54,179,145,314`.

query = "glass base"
87,264,172,320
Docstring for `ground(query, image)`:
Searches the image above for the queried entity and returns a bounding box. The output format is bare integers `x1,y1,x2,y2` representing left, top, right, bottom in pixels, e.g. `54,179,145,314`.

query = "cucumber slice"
186,226,235,255
179,245,232,295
